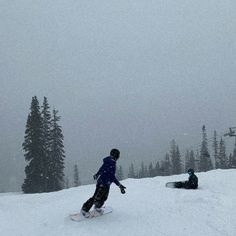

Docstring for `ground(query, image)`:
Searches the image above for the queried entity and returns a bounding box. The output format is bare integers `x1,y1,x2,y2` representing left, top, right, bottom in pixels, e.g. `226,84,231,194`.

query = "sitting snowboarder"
81,149,126,217
174,168,198,189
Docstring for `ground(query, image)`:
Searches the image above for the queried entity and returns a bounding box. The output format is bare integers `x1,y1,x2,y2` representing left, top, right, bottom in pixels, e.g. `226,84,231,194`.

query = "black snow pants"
82,185,110,212
175,181,198,189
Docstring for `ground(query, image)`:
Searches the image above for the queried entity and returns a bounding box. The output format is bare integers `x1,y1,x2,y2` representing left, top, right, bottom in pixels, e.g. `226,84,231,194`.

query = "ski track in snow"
0,169,236,236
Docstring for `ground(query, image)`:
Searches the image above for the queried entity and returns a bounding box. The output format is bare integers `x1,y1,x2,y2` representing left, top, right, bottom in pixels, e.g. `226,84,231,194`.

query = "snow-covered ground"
0,169,235,236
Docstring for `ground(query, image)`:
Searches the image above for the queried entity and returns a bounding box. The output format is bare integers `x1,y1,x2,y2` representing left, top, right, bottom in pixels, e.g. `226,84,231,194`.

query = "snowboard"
70,206,113,222
166,181,185,188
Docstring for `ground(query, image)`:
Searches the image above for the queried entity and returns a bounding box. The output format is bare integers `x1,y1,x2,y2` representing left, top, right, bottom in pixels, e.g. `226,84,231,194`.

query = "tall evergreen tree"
218,138,228,169
170,140,182,175
73,164,81,187
138,161,148,178
185,149,195,172
116,165,124,181
138,161,145,178
160,153,171,176
176,145,182,173
22,96,44,193
199,125,213,171
154,161,160,176
184,149,190,172
41,97,52,192
212,130,219,169
229,147,236,168
165,153,171,175
48,109,65,191
148,162,155,177
189,150,195,170
65,177,70,189
128,162,136,178
195,150,200,172
231,146,236,168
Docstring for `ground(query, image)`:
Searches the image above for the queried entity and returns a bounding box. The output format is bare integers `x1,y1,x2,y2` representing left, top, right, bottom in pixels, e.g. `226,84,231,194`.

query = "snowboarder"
174,168,198,189
81,148,126,217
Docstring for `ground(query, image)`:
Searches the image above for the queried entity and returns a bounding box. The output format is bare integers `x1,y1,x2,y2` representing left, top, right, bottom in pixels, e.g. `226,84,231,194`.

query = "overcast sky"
0,0,236,190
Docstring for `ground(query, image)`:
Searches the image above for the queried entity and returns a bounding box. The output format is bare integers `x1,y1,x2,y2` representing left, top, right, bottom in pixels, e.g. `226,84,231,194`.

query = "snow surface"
0,169,235,236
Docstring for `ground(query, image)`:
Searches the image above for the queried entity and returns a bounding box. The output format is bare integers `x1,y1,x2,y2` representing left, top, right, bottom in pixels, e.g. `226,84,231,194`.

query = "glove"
93,174,98,180
119,184,126,194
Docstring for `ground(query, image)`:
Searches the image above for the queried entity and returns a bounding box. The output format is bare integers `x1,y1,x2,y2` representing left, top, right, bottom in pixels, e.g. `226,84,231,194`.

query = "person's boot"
94,206,104,214
81,208,90,218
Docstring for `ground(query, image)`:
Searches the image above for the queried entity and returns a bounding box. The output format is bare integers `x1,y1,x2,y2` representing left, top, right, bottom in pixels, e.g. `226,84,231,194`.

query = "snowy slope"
0,170,235,236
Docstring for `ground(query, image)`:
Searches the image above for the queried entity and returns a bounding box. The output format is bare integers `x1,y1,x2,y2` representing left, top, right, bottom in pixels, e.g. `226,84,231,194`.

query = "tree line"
22,97,236,192
72,124,236,184
127,125,236,179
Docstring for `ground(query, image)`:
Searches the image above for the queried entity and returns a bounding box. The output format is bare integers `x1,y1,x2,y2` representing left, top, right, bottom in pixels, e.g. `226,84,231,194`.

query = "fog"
0,0,236,191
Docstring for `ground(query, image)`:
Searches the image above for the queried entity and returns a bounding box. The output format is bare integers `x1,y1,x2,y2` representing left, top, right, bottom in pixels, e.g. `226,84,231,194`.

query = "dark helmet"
110,148,120,160
187,168,194,175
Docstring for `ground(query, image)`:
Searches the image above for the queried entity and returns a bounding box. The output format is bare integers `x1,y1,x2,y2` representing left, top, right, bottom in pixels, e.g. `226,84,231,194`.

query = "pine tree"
144,165,148,177
213,130,219,169
116,165,124,181
65,177,70,189
48,109,65,191
230,146,236,168
229,148,236,168
184,149,190,172
128,162,136,178
195,150,200,172
73,164,81,187
160,153,171,176
148,162,155,177
159,160,165,176
185,149,195,172
165,153,171,175
139,161,148,178
218,138,228,169
22,96,44,193
138,162,144,178
154,161,160,176
189,150,195,170
228,153,233,168
41,97,52,192
176,145,182,173
199,125,213,171
170,140,182,175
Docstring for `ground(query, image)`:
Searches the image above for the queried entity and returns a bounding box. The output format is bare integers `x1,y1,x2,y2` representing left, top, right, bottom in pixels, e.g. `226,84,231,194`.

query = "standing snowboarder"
81,149,126,217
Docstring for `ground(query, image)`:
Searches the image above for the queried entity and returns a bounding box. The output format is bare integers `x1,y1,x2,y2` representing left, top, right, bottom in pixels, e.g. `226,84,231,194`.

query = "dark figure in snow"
81,149,126,217
175,169,198,189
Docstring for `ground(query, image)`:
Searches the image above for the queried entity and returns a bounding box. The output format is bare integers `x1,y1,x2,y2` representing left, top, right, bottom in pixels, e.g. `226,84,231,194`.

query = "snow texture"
0,169,235,236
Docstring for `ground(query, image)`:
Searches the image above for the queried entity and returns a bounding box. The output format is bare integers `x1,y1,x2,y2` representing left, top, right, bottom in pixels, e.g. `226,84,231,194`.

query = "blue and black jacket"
95,156,120,187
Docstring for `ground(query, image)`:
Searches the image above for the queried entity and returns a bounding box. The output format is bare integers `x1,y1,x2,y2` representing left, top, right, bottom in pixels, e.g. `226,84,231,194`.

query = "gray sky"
0,0,236,190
